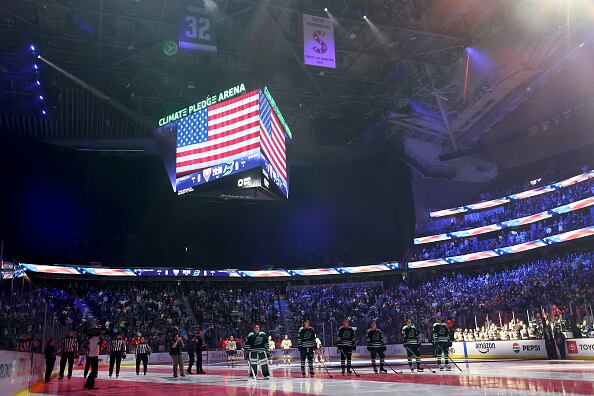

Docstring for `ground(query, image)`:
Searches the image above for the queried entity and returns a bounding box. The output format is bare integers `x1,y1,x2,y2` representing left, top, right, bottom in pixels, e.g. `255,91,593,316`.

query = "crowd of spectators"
81,284,192,352
21,283,282,352
41,287,85,328
3,247,593,354
288,249,594,344
475,163,590,204
0,283,47,350
187,287,280,347
413,210,592,260
454,319,537,342
288,284,388,345
421,176,593,236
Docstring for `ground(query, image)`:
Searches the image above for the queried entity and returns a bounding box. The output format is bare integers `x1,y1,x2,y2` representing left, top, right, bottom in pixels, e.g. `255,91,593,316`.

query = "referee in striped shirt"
108,333,126,378
135,336,152,376
59,330,79,380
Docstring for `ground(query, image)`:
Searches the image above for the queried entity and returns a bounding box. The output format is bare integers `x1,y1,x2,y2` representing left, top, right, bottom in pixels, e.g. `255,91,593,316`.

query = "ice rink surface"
31,359,594,396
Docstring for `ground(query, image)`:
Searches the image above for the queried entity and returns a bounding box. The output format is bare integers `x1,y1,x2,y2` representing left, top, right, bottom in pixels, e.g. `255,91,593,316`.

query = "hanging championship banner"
303,14,336,69
179,1,217,53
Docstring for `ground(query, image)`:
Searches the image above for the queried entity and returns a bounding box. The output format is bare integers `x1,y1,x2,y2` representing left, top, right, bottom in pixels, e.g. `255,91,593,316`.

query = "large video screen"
155,85,289,198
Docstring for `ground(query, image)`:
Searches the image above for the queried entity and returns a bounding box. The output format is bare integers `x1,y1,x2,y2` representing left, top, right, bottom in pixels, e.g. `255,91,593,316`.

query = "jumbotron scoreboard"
155,84,291,200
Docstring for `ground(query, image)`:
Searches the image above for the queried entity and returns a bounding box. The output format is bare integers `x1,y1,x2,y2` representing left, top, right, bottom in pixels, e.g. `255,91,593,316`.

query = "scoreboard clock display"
155,85,290,201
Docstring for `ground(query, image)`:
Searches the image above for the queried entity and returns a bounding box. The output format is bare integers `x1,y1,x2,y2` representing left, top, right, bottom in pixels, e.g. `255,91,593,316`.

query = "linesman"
136,336,152,376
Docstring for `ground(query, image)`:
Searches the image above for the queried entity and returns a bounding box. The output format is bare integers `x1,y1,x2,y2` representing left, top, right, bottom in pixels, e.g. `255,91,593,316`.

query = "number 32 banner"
179,1,217,53
303,14,336,69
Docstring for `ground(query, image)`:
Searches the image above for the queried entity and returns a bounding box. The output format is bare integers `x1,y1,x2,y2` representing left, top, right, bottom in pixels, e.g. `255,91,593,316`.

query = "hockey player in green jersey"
246,324,270,379
297,319,317,377
432,318,451,371
402,319,423,372
337,318,356,375
366,320,387,374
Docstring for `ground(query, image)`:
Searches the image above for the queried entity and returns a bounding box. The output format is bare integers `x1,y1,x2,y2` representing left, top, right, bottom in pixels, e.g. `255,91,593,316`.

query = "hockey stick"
382,360,403,374
339,348,360,377
402,344,436,373
370,346,401,374
447,353,463,372
318,354,333,378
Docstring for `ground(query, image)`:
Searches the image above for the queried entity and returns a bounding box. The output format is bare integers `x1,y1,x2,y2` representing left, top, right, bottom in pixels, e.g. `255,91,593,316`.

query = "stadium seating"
4,246,593,352
412,167,593,261
421,179,593,236
288,249,594,343
412,211,592,260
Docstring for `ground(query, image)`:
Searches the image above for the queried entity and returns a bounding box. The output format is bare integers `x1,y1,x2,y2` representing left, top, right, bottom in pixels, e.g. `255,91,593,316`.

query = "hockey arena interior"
2,1,594,395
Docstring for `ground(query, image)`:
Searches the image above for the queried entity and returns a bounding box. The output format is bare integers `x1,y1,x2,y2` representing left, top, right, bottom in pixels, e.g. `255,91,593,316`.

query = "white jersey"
281,339,292,350
226,340,237,351
88,336,101,357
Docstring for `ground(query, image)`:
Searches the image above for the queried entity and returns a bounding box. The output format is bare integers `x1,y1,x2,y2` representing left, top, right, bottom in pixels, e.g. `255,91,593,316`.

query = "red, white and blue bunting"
18,262,398,278
408,225,594,269
415,195,594,245
14,225,594,276
429,170,594,218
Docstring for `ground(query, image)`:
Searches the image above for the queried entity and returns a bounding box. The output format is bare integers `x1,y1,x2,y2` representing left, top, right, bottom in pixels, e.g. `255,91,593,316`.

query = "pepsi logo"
512,343,520,354
522,344,541,352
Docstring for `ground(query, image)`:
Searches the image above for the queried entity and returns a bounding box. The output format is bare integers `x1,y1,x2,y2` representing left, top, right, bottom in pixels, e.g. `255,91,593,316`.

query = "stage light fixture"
36,80,41,86
30,44,36,52
33,64,38,70
39,95,44,100
41,110,46,115
324,7,328,12
363,15,367,19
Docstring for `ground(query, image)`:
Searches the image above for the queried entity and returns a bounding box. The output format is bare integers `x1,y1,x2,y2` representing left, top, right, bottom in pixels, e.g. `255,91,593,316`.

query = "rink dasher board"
77,338,594,368
566,338,594,360
0,351,51,396
449,340,548,359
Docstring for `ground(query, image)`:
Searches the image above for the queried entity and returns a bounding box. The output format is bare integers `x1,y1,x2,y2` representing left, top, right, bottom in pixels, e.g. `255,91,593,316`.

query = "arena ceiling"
1,0,593,178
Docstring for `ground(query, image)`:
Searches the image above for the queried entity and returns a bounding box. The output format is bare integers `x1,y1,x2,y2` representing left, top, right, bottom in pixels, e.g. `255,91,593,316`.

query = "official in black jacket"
195,331,206,374
187,335,197,374
171,334,185,378
44,339,57,383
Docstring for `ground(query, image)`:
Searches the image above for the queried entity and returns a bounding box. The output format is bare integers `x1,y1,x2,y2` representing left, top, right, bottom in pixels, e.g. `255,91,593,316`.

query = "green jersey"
366,328,384,349
432,323,450,343
402,325,420,345
337,326,356,348
297,326,316,348
246,331,268,352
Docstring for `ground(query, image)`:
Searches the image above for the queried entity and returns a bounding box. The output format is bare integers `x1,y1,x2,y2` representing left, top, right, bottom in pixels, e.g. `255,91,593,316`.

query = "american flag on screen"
175,91,262,177
259,91,287,183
